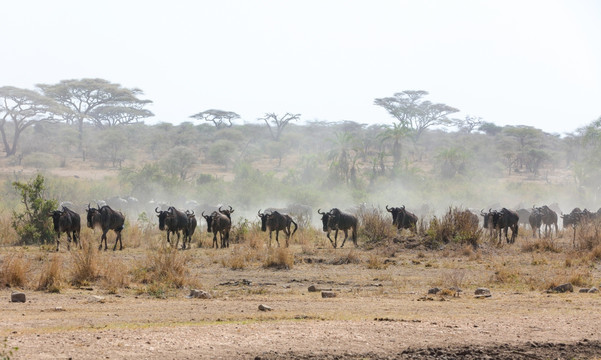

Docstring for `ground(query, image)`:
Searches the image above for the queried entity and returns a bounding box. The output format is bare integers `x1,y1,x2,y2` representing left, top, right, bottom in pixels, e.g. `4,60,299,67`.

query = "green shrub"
11,174,57,245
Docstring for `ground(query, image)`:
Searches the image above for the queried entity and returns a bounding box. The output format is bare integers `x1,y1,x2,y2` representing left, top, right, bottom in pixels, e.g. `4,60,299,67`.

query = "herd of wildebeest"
46,197,601,252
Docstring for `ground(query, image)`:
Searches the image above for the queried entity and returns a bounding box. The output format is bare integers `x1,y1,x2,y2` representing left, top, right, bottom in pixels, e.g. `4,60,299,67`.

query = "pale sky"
2,0,600,134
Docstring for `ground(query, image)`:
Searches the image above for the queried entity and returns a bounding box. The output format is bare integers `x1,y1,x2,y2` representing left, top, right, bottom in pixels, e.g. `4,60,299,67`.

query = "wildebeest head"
317,208,330,232
155,207,173,231
219,205,234,219
257,209,269,232
49,209,64,232
386,205,403,226
201,211,215,232
86,204,101,229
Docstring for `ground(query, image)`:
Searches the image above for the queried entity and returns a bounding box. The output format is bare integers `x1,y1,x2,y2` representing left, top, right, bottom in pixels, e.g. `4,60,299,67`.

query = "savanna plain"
3,218,601,359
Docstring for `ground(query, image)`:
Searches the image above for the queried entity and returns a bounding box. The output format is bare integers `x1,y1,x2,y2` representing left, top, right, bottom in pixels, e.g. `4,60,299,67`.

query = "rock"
321,291,337,298
548,283,573,293
54,307,65,311
258,304,272,311
188,289,212,299
474,288,491,296
11,292,26,303
579,288,590,293
588,287,598,293
428,287,440,294
88,295,106,303
308,285,318,292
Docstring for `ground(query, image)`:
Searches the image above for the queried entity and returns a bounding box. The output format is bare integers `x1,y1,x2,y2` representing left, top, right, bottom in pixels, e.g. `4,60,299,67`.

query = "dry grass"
0,253,29,288
263,247,294,270
70,241,99,286
425,208,481,248
330,249,362,265
357,207,396,244
576,220,601,250
37,254,64,293
132,247,197,297
100,255,130,293
0,212,17,245
521,238,561,253
366,254,388,270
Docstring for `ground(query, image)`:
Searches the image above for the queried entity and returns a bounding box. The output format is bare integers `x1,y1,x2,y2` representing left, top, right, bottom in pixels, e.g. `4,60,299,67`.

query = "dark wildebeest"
497,208,519,244
516,208,531,228
184,210,197,249
317,208,336,248
202,206,233,248
48,206,81,251
539,205,558,238
155,206,189,249
386,205,418,233
325,208,358,248
86,204,125,251
481,209,501,239
561,207,596,247
529,207,543,238
257,209,298,247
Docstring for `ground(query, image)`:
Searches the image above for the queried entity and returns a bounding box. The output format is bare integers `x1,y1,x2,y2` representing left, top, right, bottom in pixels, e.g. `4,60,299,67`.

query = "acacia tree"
37,78,153,151
452,115,483,134
259,112,300,141
0,86,61,157
374,90,459,144
189,109,239,129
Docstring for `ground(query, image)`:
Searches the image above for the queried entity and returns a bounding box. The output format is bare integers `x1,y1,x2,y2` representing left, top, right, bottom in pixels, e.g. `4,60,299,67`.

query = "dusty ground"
3,238,601,359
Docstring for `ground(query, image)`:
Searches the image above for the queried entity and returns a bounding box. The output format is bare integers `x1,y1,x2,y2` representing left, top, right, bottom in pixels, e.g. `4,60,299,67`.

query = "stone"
88,295,106,303
321,291,337,298
474,288,491,296
548,283,573,293
588,287,599,293
427,287,440,295
11,292,26,303
188,289,212,299
258,304,272,311
308,285,318,292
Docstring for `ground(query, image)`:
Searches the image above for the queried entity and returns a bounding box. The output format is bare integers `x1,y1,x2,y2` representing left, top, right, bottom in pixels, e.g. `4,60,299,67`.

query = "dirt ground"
3,243,601,360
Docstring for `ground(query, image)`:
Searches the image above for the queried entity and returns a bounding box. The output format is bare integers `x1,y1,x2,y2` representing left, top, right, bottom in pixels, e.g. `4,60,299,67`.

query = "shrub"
357,207,396,244
133,247,194,294
0,253,29,288
37,255,63,293
425,207,481,248
263,247,294,270
366,254,387,270
11,174,57,245
100,255,129,293
70,242,99,287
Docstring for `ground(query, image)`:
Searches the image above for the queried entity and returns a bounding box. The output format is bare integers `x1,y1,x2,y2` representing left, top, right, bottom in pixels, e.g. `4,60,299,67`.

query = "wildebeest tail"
291,219,298,237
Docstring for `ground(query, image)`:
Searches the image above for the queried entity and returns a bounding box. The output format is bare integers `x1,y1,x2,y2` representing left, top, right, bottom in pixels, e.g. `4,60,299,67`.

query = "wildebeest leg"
101,231,109,251
334,229,339,249
326,231,336,248
56,233,60,252
275,230,280,247
284,227,291,248
66,232,72,251
167,231,171,246
174,231,180,250
112,230,123,251
340,229,349,248
212,233,218,248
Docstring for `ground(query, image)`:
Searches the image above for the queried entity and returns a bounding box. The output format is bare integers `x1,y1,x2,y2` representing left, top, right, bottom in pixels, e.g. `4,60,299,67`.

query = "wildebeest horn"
317,208,324,215
218,206,223,212
386,205,391,212
229,205,233,211
401,205,405,210
201,211,206,217
480,209,486,216
155,207,160,213
96,202,101,209
87,203,91,211
258,209,262,216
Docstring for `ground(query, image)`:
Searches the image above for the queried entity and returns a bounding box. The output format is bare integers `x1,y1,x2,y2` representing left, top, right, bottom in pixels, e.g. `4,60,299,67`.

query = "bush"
263,247,294,270
70,242,99,287
133,247,194,295
0,253,29,288
425,207,481,249
22,152,59,169
37,255,63,293
357,207,396,243
11,174,57,245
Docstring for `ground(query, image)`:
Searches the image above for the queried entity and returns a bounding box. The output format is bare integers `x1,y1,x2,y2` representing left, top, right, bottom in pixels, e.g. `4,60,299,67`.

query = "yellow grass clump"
0,253,29,288
263,247,294,270
37,254,64,293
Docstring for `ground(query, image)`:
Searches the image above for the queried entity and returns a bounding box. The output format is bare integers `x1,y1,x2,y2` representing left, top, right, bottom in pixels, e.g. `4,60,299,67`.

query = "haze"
1,0,600,134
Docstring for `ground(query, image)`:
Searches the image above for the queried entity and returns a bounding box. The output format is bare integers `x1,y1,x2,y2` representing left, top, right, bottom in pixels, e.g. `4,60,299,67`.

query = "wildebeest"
386,205,418,233
480,209,501,238
257,209,298,247
516,208,531,228
48,206,81,251
561,207,596,247
529,207,543,238
320,208,358,248
539,205,558,238
184,210,197,249
497,208,519,244
86,204,125,251
155,206,189,249
202,206,233,248
317,209,336,248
